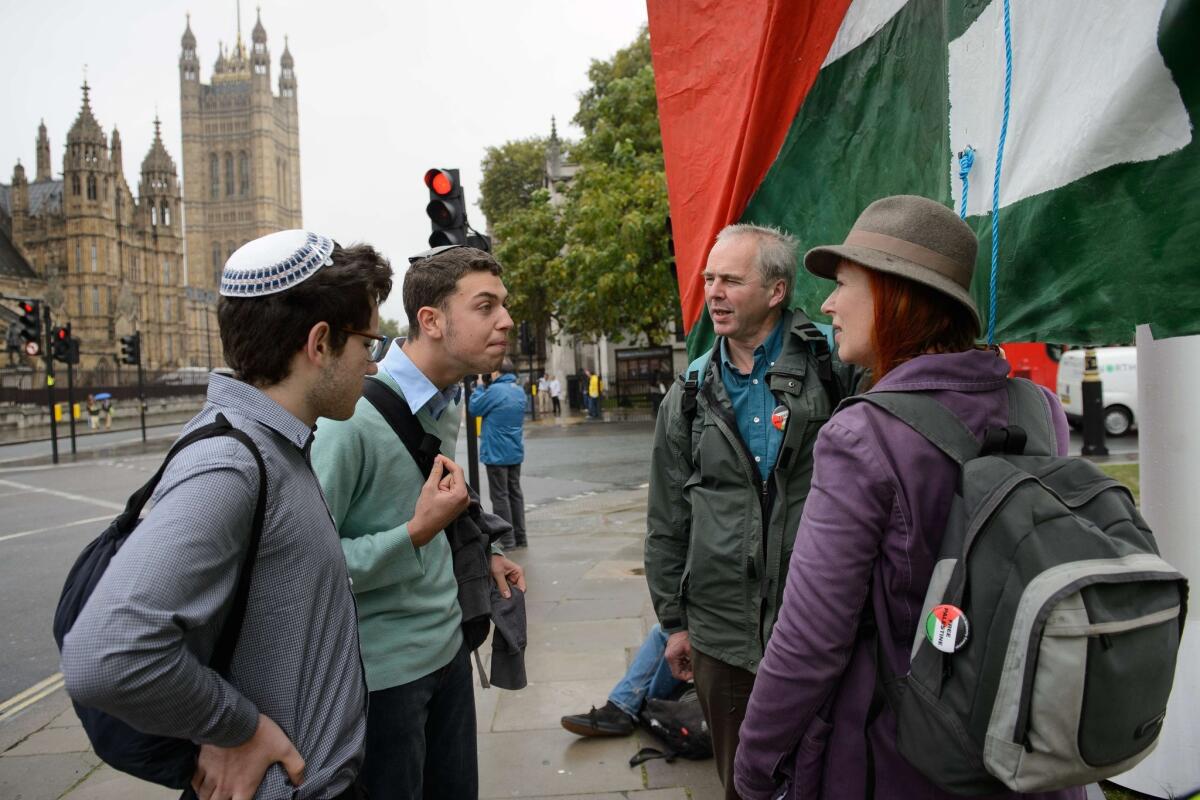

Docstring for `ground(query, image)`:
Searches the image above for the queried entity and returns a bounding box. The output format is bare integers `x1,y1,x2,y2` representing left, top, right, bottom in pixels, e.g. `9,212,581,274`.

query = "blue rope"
988,0,1013,345
957,147,976,220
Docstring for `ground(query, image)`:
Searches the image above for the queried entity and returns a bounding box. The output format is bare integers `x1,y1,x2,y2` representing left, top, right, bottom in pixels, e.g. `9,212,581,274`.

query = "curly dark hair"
218,242,393,387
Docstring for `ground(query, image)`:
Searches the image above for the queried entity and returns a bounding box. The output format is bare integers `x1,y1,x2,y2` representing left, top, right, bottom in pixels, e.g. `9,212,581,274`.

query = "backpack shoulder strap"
842,391,981,466
362,377,442,478
207,414,268,675
1006,378,1056,456
792,315,844,407
680,345,717,425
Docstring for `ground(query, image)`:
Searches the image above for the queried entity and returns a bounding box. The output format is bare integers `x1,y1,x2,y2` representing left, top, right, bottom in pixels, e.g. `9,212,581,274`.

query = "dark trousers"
692,645,756,800
551,396,561,415
486,463,526,548
361,643,477,800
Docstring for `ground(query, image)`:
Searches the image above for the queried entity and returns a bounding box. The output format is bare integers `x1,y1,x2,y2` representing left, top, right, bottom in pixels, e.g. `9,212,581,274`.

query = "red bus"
1002,343,1065,394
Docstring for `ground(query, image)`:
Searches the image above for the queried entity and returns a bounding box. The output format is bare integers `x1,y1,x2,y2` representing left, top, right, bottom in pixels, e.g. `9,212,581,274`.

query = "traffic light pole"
462,377,480,493
136,336,147,443
41,304,59,465
65,323,77,456
1080,347,1109,456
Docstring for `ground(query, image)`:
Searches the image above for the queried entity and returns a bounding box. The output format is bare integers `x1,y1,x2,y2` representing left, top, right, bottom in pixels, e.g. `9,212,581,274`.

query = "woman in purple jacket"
733,196,1083,800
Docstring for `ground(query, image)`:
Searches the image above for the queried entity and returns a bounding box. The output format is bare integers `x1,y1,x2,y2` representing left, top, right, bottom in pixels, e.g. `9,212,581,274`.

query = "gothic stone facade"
1,86,188,381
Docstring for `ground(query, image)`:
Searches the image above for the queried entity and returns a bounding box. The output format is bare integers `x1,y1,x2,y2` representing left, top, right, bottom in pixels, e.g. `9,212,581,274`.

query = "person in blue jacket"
471,358,528,549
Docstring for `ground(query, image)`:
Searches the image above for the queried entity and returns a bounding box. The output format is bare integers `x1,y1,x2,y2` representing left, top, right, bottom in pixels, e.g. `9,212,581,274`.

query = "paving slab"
4,724,93,756
523,649,630,684
492,679,616,732
478,729,645,797
0,752,99,800
544,595,648,624
61,765,178,800
526,619,644,655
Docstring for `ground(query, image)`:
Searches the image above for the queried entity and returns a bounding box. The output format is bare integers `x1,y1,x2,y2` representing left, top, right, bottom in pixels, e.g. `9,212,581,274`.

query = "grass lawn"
1097,462,1140,505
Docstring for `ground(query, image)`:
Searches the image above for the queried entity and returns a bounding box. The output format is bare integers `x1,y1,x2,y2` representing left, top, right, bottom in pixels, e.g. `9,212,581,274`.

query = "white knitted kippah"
219,230,335,297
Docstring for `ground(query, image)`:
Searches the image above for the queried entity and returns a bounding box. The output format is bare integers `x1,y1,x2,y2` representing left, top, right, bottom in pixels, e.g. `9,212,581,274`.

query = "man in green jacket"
644,224,858,798
311,245,526,800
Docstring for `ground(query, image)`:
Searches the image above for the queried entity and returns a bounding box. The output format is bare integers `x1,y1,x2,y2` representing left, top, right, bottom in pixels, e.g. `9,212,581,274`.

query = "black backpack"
629,687,713,765
52,414,267,789
846,380,1187,794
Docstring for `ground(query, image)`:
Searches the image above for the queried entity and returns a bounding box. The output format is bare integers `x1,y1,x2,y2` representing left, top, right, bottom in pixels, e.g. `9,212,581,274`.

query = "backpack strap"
116,413,268,675
362,377,443,478
1005,378,1056,456
679,346,716,427
794,318,844,407
844,391,981,466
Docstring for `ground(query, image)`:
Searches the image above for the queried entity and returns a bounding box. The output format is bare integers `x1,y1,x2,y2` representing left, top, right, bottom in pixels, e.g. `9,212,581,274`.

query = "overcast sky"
0,0,649,324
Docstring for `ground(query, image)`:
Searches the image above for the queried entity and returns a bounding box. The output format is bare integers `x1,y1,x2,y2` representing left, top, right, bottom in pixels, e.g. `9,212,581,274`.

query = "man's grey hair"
715,223,798,302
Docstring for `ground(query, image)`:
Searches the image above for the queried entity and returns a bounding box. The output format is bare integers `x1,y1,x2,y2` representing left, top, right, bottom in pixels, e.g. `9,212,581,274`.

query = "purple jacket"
733,350,1084,800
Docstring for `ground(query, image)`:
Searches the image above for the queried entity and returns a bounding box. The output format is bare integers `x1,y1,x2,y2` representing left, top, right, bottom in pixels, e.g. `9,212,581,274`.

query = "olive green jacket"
644,309,859,672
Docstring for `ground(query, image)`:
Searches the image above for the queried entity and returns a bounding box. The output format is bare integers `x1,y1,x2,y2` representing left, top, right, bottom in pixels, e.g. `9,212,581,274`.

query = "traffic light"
424,168,468,247
51,326,80,365
52,327,70,362
120,332,141,365
17,300,40,356
518,320,534,356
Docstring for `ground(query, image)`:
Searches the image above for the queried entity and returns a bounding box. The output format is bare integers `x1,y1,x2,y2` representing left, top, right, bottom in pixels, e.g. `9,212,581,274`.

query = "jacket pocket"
790,712,833,798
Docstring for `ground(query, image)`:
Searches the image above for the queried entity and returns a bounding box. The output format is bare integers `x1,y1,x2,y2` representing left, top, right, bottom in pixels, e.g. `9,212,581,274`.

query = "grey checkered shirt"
61,374,367,799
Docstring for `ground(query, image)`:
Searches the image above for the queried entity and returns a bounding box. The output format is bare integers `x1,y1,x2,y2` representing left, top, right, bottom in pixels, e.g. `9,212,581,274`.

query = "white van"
1056,347,1137,436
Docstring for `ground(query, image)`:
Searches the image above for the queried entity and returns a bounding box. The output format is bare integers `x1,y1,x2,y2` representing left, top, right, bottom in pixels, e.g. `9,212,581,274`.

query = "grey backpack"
849,378,1187,795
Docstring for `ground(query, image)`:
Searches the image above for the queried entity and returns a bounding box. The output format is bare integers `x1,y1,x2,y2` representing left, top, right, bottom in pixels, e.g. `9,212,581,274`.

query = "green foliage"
379,317,406,340
478,26,676,345
492,189,564,332
479,138,549,230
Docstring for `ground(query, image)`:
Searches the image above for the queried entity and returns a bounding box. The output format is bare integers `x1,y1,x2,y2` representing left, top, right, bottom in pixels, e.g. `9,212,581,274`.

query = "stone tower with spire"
178,8,302,309
0,82,188,376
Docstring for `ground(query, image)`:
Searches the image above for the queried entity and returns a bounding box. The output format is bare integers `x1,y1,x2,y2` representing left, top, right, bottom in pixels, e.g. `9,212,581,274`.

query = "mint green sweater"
310,373,463,691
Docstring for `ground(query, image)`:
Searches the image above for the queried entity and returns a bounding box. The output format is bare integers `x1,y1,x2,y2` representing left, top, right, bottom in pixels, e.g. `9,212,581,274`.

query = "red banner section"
647,0,852,331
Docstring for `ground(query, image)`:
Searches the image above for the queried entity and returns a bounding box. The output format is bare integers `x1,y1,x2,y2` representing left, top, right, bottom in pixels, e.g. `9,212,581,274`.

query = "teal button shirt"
720,315,786,481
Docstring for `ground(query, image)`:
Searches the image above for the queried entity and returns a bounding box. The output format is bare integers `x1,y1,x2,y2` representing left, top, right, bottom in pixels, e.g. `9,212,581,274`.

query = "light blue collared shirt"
719,315,787,481
379,340,461,420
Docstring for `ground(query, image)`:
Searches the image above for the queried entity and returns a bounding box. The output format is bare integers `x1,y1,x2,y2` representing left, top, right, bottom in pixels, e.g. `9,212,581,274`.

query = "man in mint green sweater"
311,245,526,800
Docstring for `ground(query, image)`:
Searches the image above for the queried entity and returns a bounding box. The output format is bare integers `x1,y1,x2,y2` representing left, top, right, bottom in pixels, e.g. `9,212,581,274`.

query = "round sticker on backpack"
925,604,969,653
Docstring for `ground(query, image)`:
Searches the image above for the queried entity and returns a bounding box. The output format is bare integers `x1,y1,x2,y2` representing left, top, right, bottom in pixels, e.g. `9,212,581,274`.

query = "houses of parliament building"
0,10,302,378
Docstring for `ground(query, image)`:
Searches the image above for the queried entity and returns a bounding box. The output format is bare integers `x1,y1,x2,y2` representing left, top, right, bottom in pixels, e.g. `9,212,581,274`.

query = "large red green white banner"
647,0,1200,356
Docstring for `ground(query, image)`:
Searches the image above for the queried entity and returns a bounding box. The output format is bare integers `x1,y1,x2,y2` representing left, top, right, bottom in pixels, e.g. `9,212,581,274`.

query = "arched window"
151,205,158,226
227,241,236,260
86,173,97,200
103,177,109,200
210,154,219,199
72,174,80,195
225,153,234,196
239,152,250,196
163,258,171,285
161,201,171,226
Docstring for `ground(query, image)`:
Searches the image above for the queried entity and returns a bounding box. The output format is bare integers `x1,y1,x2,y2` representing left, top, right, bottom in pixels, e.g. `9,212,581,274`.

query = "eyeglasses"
343,328,390,362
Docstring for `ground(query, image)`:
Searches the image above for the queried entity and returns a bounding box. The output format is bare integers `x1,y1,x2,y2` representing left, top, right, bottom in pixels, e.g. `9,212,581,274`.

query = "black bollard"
1080,348,1109,456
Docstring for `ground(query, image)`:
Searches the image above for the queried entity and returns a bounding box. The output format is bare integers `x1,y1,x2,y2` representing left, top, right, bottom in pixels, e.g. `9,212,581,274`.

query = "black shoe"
560,701,634,737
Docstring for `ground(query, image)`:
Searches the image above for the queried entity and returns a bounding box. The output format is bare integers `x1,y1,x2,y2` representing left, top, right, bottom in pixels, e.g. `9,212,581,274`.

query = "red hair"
866,270,981,386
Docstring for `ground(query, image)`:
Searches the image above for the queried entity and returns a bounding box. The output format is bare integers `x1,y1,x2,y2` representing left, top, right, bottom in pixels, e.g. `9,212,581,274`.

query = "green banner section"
682,0,1200,359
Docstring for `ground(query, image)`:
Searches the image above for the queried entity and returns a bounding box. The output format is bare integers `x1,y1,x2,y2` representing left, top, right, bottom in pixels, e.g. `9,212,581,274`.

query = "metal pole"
136,332,146,443
66,323,77,456
463,376,480,493
42,304,58,465
1080,347,1108,456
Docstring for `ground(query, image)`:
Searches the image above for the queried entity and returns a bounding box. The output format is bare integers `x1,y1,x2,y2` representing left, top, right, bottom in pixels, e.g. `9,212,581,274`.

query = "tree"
492,189,564,337
478,138,549,231
557,29,676,344
379,317,406,340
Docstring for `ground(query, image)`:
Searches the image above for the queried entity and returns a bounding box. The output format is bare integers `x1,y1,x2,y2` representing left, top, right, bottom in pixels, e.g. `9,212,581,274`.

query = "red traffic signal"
424,169,455,197
423,167,467,246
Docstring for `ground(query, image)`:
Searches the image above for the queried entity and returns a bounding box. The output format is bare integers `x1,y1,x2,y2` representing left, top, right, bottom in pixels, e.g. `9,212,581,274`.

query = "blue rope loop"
957,146,976,221
988,0,1013,346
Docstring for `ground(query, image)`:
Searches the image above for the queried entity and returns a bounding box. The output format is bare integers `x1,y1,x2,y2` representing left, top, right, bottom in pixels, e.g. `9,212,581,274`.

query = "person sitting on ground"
560,623,682,737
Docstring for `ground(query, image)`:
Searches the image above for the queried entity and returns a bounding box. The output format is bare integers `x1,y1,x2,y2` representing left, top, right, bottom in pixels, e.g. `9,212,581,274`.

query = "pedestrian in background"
586,368,602,418
101,397,113,430
537,373,551,415
473,358,529,550
86,394,99,431
549,374,562,415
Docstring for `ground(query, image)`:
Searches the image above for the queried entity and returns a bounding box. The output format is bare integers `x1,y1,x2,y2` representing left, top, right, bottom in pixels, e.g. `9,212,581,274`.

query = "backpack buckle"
981,426,1028,456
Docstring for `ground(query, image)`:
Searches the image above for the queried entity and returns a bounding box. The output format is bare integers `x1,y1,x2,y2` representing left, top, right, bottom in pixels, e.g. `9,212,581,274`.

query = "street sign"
24,340,39,357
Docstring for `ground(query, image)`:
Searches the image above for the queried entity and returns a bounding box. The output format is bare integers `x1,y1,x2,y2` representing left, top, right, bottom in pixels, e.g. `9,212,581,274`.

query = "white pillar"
1110,325,1200,797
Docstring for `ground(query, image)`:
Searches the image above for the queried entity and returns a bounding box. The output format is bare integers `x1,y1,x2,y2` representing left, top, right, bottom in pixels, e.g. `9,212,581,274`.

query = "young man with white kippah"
311,245,527,800
61,230,393,800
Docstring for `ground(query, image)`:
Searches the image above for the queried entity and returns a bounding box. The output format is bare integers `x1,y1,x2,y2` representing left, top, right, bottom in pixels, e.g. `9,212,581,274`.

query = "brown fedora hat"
804,195,980,330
